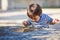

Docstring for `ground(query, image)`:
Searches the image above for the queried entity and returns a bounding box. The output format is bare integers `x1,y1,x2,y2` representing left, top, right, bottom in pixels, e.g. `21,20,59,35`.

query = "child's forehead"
28,13,32,16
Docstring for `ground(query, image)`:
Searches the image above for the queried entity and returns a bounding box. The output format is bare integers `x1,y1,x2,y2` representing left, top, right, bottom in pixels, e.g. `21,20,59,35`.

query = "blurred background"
0,0,60,11
0,0,60,26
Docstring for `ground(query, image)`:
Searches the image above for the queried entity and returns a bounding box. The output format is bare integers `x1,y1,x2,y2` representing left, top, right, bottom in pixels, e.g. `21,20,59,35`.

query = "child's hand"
53,19,59,23
22,21,27,27
52,19,59,25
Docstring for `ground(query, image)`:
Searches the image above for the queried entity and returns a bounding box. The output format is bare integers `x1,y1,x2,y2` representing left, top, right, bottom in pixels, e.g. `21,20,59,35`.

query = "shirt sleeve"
46,14,53,24
26,18,32,26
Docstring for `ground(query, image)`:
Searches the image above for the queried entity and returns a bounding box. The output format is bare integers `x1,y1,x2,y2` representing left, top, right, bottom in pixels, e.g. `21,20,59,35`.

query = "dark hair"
27,4,42,16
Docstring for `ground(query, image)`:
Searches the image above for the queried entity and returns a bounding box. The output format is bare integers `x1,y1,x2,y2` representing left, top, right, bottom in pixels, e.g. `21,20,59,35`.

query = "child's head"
27,4,42,22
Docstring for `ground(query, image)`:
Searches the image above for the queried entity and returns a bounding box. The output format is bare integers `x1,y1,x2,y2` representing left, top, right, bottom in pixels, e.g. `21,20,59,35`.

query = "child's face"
27,4,41,22
27,13,40,22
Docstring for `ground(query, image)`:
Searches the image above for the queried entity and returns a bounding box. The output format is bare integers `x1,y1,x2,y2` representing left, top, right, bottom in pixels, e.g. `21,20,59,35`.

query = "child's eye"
33,18,36,19
30,9,33,12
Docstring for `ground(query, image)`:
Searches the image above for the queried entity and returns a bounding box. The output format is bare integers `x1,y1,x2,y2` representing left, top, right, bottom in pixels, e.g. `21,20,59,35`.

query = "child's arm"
50,19,59,25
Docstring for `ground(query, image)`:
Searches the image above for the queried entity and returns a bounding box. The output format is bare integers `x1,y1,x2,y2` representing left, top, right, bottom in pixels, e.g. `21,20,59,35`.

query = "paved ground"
0,9,60,40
